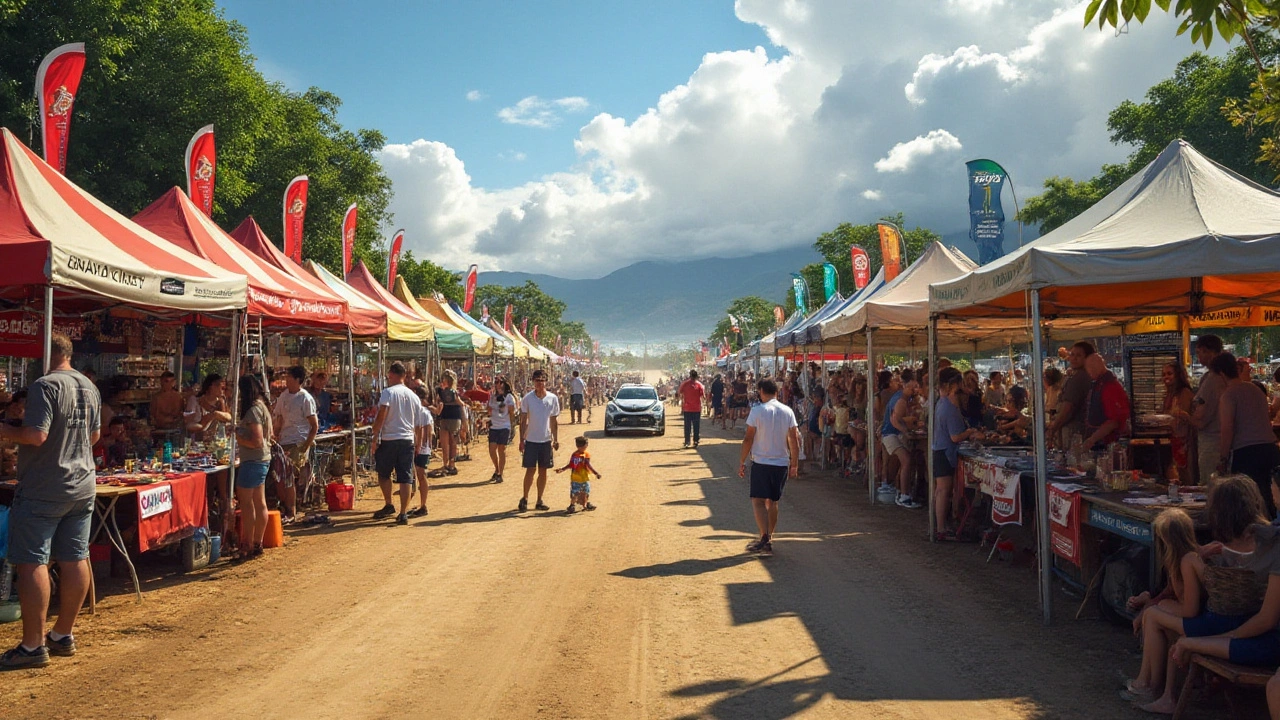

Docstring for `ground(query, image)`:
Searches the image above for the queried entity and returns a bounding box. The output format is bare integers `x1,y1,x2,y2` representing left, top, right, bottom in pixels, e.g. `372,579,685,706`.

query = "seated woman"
184,374,232,443
1135,475,1271,714
994,386,1032,444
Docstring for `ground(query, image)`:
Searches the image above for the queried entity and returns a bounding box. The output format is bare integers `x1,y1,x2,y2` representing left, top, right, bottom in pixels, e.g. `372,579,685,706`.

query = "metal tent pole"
348,328,358,489
1029,289,1052,625
42,286,53,374
866,329,876,504
927,316,937,542
227,311,242,514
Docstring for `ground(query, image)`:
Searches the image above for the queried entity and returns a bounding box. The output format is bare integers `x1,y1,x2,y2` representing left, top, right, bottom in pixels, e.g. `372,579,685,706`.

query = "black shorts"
414,452,431,469
749,463,788,501
932,449,956,478
375,439,415,484
570,394,584,411
711,396,724,412
489,428,511,445
522,440,554,469
834,433,852,448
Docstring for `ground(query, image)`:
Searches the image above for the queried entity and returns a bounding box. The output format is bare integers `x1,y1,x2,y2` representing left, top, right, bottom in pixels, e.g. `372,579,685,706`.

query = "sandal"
445,467,459,476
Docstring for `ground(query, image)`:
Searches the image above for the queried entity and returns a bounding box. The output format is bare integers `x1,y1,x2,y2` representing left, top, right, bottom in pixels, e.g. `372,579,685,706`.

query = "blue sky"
217,0,774,189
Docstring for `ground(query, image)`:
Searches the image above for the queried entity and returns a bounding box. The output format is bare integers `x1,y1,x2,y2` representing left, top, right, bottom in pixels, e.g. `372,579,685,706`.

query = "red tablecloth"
136,472,207,552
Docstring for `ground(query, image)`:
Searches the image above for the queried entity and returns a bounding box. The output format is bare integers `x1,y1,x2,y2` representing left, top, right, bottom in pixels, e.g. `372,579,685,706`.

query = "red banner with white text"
851,245,870,289
503,304,513,333
386,230,404,292
342,203,358,277
464,264,478,313
185,125,216,216
283,176,308,263
37,43,86,174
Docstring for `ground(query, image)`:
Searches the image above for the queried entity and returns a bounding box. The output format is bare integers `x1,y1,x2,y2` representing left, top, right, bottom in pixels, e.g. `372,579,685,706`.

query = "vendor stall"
930,138,1280,623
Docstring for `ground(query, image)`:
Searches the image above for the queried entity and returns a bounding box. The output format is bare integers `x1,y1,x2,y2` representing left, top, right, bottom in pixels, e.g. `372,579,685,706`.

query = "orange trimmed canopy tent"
0,128,247,357
232,217,387,338
134,188,348,332
927,138,1280,626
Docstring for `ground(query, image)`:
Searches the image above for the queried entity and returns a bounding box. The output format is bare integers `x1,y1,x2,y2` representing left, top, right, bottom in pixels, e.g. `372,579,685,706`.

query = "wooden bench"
1173,653,1274,719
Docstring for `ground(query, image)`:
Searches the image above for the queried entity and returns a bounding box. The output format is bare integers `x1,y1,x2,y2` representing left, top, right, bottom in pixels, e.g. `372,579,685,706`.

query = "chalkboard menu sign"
1125,343,1181,436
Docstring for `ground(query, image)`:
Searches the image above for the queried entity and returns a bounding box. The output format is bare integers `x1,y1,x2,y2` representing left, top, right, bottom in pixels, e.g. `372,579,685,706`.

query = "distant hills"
476,229,1031,345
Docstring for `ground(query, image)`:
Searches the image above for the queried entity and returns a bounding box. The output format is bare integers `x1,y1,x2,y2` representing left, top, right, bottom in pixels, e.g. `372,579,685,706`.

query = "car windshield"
616,388,657,401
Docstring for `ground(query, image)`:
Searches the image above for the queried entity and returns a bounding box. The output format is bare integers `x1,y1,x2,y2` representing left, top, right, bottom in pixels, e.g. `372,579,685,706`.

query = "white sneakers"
895,494,923,509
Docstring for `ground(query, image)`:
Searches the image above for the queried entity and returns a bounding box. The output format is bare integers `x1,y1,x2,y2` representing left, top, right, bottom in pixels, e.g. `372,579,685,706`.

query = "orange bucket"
262,510,284,549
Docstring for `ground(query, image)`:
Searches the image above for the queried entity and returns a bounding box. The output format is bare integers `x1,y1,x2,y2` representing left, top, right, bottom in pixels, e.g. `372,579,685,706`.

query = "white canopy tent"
928,138,1280,624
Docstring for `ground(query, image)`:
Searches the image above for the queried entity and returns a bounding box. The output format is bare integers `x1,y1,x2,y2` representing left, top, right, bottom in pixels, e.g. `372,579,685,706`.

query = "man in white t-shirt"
569,370,586,424
737,378,799,556
371,362,421,525
272,366,318,522
518,369,560,512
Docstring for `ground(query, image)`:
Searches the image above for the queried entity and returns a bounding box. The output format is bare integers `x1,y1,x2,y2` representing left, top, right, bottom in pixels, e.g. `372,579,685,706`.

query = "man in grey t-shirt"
1048,341,1095,447
1,333,101,670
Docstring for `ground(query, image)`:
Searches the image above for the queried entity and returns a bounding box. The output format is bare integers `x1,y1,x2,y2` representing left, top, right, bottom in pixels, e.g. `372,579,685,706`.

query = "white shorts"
882,434,907,455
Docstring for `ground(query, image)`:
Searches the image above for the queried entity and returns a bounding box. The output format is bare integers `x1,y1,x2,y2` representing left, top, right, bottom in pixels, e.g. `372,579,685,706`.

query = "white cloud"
498,150,527,162
497,95,591,128
381,1,1211,277
465,90,485,102
875,130,963,173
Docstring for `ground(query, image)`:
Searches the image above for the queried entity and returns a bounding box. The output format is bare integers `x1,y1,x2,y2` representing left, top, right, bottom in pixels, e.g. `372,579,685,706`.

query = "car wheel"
656,423,665,436
604,429,614,437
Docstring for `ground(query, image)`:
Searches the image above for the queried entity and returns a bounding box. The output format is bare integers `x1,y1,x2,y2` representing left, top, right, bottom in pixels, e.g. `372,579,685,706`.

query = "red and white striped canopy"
134,188,346,330
232,216,386,338
0,127,246,311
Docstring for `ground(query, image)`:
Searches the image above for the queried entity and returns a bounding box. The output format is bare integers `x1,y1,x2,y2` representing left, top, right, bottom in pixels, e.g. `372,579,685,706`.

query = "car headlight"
606,403,618,414
650,402,663,413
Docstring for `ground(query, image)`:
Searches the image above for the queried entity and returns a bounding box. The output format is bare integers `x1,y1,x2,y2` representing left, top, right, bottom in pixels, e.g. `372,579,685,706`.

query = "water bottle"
163,439,173,464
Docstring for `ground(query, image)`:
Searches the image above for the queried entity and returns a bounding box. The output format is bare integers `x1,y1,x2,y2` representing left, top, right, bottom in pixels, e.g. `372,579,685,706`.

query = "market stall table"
0,471,208,606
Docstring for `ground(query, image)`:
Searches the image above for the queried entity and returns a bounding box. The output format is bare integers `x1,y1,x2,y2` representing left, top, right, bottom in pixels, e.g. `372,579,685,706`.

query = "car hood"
614,400,659,412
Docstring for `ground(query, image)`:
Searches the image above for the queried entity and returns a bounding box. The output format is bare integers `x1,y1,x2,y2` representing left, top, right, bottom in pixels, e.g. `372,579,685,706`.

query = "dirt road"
2,409,1177,719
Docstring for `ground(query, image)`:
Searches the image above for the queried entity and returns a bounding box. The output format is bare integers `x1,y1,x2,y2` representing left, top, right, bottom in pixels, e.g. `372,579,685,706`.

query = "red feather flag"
282,176,308,263
185,125,216,216
386,229,404,291
36,43,86,174
341,203,358,277
464,264,479,313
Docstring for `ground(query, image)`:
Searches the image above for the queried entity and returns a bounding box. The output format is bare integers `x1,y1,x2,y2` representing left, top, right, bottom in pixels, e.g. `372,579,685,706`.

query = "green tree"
1082,0,1280,178
1019,41,1275,232
472,280,591,349
709,295,777,350
0,0,392,276
394,251,465,303
804,212,939,310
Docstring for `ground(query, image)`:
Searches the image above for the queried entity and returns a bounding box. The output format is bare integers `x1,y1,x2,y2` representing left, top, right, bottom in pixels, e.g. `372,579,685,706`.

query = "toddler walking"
556,436,602,514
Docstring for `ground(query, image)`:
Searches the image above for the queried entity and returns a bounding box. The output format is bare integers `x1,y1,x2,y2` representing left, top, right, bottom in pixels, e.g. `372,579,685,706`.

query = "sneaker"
759,541,773,556
517,497,528,512
745,538,768,553
566,504,578,514
895,495,923,509
494,474,504,484
372,504,396,520
683,443,690,448
693,442,699,448
0,644,49,670
535,501,550,511
407,507,428,518
44,633,75,658
395,513,408,525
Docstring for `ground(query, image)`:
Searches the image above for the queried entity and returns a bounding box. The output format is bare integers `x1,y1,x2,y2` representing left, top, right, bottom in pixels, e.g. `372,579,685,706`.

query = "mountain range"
477,231,1014,346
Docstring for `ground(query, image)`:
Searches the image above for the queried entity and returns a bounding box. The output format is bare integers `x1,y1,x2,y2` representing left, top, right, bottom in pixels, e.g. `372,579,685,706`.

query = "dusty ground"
0,407,1246,719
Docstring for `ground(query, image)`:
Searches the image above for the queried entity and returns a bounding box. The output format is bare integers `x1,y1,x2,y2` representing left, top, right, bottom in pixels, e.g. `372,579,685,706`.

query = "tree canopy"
789,213,939,313
0,0,461,301
472,281,591,349
1018,41,1276,233
709,296,776,350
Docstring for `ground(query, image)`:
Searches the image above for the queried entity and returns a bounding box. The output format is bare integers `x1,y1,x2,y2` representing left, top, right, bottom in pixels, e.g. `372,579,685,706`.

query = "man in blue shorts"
1,333,101,669
737,378,799,556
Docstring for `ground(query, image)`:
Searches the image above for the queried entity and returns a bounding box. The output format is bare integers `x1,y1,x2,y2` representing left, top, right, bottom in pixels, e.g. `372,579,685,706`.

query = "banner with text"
464,264,478,312
283,175,308,264
341,203,358,277
822,263,838,301
850,246,870,290
966,159,1009,265
184,125,216,216
386,229,404,292
37,43,86,174
876,224,903,282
